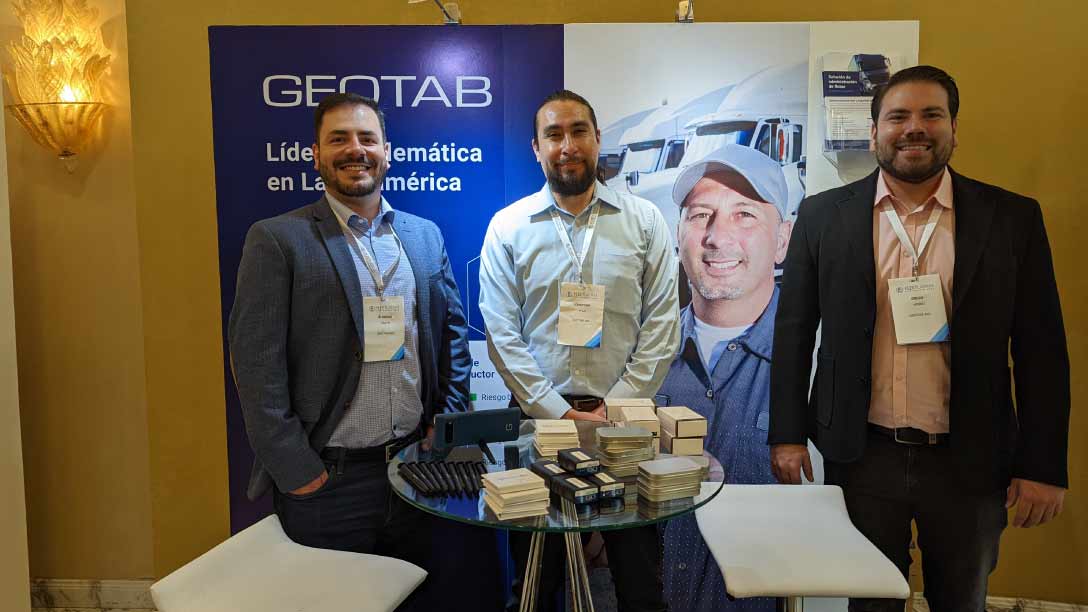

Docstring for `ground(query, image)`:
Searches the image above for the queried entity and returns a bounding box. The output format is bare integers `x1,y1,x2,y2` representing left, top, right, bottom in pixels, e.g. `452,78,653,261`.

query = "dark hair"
870,65,959,122
314,93,386,142
532,89,598,142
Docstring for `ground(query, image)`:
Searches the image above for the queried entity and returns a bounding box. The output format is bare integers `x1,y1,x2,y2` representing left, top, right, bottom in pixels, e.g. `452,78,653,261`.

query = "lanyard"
346,217,402,297
882,200,943,279
549,202,601,284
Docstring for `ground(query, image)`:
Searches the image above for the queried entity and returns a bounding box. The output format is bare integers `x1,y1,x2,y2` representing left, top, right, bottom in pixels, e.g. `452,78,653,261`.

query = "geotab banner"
211,22,918,531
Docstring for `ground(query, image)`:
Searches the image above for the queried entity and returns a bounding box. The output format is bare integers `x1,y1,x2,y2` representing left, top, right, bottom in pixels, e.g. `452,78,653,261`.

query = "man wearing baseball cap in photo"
656,144,793,612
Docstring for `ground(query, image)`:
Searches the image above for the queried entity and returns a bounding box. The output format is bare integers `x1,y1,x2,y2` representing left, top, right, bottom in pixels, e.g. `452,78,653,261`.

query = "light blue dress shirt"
479,182,680,419
326,194,423,448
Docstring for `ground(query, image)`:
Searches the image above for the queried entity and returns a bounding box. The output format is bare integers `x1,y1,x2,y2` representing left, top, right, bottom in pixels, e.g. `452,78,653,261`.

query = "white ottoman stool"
150,514,427,612
695,484,909,610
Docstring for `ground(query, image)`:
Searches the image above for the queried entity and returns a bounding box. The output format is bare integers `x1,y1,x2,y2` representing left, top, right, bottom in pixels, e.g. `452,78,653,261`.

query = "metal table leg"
519,530,546,612
561,500,595,612
776,596,804,612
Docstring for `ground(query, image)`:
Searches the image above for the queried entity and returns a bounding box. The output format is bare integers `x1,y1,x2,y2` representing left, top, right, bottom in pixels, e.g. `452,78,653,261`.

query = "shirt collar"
679,286,779,362
528,180,624,216
874,167,954,211
326,192,395,231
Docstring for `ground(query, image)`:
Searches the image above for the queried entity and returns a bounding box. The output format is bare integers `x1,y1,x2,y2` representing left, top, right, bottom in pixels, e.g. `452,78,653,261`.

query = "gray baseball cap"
672,144,789,220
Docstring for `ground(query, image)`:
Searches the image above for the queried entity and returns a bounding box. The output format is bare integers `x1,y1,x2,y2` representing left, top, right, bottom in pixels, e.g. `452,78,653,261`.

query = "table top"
387,419,724,533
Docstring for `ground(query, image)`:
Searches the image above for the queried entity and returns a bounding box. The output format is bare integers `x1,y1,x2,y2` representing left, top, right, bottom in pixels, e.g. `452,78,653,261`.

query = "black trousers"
824,430,1007,612
273,451,505,611
508,525,667,612
273,453,433,610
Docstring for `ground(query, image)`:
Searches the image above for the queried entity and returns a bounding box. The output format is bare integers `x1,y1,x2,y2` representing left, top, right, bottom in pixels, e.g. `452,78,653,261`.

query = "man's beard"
875,135,953,184
546,157,597,197
319,155,386,198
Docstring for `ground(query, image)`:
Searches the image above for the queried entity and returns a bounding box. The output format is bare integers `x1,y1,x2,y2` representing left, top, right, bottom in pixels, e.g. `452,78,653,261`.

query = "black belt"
321,431,421,469
562,395,602,412
868,423,949,446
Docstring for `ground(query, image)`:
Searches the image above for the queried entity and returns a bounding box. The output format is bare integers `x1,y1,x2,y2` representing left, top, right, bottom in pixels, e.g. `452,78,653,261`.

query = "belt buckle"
892,428,923,446
385,442,397,463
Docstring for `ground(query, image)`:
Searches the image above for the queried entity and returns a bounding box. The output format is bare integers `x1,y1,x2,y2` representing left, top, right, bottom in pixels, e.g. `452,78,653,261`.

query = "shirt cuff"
525,389,572,420
605,377,640,400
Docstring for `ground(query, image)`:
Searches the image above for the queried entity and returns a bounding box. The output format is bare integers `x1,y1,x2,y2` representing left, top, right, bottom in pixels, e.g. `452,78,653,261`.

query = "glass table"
388,420,725,612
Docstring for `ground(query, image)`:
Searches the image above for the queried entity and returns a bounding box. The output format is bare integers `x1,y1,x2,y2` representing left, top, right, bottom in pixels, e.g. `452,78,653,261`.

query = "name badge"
887,274,949,344
558,282,604,348
363,295,406,361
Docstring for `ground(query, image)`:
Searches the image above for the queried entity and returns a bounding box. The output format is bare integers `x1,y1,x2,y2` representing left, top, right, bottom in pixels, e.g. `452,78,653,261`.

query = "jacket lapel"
394,214,433,350
836,170,879,295
312,197,365,343
950,169,994,317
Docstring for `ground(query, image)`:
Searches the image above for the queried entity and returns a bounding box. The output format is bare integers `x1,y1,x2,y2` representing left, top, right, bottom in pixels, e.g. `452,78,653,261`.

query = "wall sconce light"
408,0,461,25
3,0,112,171
676,0,695,22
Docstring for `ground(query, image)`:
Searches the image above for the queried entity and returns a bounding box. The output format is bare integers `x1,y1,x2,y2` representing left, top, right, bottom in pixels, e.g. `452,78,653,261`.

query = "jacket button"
705,389,714,399
727,342,738,352
863,328,872,337
354,350,364,362
858,377,869,387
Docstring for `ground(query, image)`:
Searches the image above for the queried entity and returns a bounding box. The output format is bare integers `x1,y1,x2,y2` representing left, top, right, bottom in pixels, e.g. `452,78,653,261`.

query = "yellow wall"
124,0,1087,599
4,0,1082,602
0,73,31,612
2,0,155,579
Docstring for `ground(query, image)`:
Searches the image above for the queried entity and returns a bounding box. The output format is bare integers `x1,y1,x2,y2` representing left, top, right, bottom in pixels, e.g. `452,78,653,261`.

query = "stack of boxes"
532,419,580,459
617,404,660,438
595,426,655,478
656,406,707,456
603,397,656,423
636,456,703,518
481,468,550,520
530,451,626,519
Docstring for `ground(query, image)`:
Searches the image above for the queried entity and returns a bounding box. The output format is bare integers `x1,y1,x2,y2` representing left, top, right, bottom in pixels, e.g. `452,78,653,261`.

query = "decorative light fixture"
408,0,461,25
3,0,112,169
676,0,694,22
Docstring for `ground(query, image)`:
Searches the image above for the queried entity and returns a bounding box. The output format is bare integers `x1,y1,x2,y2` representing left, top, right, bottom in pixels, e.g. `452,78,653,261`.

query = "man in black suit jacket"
769,66,1069,611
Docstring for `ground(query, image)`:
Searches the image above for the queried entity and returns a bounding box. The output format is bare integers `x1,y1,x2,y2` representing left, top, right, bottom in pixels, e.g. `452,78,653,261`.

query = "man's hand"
562,403,607,422
1006,478,1066,528
421,424,436,452
289,470,328,496
771,444,813,485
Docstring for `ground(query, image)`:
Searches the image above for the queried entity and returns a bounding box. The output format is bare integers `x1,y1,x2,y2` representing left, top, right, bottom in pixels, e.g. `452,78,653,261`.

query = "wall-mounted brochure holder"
817,51,905,181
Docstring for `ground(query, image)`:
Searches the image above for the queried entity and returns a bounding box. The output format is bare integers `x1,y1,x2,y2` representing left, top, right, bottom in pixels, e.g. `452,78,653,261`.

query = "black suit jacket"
769,169,1070,492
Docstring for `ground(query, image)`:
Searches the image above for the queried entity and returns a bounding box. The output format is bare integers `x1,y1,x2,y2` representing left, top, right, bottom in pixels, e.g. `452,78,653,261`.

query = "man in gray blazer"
228,93,471,579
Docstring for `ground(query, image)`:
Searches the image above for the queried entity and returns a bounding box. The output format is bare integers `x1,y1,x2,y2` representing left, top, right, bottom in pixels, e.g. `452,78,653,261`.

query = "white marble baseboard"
32,605,155,609
28,579,1083,612
910,594,1085,612
30,578,154,610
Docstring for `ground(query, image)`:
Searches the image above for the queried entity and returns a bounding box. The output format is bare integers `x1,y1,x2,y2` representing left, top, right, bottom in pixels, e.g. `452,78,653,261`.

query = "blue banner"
209,25,563,531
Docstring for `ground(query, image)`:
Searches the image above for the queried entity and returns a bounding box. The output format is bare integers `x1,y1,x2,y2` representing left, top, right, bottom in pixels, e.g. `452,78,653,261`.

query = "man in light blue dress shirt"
479,90,680,612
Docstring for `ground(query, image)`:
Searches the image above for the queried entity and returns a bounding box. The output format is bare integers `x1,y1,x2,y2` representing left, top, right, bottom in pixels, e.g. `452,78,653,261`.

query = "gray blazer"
228,196,472,500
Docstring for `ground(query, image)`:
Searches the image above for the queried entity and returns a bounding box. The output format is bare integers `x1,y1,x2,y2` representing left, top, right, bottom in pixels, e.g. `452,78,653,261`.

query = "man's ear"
775,219,794,265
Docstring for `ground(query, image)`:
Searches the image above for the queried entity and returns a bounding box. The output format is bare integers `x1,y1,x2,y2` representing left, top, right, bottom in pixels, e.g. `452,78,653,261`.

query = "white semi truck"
610,62,808,239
